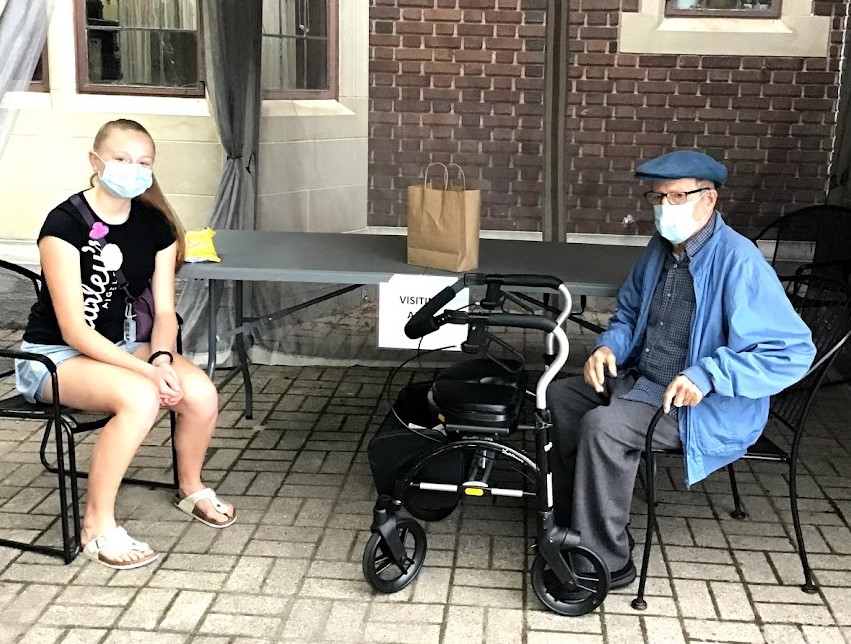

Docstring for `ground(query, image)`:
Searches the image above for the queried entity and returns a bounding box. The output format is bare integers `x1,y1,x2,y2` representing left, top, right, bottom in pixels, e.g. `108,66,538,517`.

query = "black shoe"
610,558,637,589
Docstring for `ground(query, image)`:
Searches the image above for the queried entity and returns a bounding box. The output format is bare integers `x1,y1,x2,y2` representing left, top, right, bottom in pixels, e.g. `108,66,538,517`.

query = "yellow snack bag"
184,227,221,263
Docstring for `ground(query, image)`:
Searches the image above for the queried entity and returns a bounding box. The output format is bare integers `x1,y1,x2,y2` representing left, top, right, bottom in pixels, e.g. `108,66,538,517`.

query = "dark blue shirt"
621,213,717,417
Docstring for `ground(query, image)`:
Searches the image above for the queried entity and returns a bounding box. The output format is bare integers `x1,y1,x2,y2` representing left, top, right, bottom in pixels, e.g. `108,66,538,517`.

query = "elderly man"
549,150,816,590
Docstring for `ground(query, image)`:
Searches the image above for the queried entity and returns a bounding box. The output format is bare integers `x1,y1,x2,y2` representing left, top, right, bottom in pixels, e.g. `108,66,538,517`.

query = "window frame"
73,0,206,98
665,0,782,19
262,0,339,101
29,48,49,93
620,0,830,57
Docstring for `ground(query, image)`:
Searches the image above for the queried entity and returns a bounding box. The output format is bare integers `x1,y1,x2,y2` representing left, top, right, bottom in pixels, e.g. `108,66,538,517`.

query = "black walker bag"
368,382,466,518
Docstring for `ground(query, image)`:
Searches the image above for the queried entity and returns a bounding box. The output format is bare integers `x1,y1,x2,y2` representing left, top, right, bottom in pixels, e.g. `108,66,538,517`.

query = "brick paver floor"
0,325,850,643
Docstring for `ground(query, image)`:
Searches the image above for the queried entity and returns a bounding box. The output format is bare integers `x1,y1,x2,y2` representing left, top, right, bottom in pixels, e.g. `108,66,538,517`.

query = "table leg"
206,279,223,379
234,280,254,419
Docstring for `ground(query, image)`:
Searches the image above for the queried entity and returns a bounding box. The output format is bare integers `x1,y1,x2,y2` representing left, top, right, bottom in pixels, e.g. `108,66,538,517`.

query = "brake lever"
481,281,505,310
461,315,488,354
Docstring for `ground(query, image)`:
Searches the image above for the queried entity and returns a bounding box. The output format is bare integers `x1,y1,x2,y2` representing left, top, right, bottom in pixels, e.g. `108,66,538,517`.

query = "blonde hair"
89,119,186,269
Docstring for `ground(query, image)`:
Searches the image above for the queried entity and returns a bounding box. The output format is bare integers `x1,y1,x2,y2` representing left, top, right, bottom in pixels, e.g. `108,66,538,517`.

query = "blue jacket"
595,214,816,486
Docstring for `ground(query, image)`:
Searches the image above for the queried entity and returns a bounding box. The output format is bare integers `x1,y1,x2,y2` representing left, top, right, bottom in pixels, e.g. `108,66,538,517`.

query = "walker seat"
430,358,526,435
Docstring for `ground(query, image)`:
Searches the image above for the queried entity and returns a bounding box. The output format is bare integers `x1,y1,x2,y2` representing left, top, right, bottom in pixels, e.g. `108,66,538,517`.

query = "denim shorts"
15,340,146,404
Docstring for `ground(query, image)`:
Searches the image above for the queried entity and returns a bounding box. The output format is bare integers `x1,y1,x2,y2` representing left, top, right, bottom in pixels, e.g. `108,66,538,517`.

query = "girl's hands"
146,362,183,406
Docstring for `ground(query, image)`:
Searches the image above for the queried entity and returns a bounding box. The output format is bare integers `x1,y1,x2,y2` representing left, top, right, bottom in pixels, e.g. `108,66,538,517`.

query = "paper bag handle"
423,162,449,190
447,162,467,190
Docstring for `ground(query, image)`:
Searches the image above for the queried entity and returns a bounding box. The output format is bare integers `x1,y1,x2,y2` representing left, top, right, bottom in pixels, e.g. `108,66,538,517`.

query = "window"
262,0,338,100
30,51,49,92
75,0,204,96
620,0,829,57
666,0,781,18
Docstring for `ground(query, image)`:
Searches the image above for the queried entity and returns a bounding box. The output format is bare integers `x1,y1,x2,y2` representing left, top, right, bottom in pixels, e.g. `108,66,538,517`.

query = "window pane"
32,57,44,83
667,0,780,11
85,0,199,88
262,0,330,92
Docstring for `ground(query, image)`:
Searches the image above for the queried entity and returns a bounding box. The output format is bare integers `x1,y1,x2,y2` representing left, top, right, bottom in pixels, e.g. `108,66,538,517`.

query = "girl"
15,119,235,570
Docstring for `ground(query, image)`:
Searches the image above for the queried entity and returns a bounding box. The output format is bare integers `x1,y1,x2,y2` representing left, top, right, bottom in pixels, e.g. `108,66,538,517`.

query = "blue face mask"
653,202,701,244
95,153,153,199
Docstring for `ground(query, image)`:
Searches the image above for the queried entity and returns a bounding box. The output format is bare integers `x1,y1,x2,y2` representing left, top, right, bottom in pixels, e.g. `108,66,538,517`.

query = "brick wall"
368,0,847,237
369,0,547,231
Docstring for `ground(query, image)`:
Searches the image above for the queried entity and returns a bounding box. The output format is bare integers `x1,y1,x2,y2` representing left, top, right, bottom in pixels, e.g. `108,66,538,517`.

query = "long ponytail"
138,177,186,268
90,119,187,269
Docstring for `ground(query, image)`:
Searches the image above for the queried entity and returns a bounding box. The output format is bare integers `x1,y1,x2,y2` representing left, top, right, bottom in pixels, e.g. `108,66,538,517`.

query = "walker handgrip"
493,274,564,291
405,286,458,339
485,313,558,333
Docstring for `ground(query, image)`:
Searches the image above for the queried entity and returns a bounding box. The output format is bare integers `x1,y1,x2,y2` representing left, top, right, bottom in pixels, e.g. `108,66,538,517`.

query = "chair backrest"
753,205,851,278
0,261,41,380
0,259,41,298
770,274,851,433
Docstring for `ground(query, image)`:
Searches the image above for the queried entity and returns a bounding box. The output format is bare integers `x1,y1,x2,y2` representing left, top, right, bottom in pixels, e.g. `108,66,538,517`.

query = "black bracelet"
148,350,174,365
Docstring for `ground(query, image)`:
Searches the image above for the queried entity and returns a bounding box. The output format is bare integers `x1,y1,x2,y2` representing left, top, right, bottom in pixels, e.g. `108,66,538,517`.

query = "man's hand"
584,347,617,393
662,375,704,413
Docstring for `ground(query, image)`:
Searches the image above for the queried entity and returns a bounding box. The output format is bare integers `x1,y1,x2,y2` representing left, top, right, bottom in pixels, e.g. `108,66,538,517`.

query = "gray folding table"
179,230,644,417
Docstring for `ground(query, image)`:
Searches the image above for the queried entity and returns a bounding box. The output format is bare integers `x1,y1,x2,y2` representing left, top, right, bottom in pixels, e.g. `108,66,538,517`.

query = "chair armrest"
0,348,62,407
0,348,58,376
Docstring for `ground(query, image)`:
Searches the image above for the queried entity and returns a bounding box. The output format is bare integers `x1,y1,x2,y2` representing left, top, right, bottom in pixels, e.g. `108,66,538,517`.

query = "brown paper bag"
407,162,481,272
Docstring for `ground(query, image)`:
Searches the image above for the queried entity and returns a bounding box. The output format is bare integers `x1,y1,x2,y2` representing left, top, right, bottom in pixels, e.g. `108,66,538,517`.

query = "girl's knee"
115,381,160,425
180,373,218,416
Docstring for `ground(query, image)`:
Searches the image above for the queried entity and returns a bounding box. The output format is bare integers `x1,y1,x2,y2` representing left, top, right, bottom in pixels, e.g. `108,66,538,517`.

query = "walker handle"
405,273,567,339
405,284,461,339
446,312,558,334
465,273,564,291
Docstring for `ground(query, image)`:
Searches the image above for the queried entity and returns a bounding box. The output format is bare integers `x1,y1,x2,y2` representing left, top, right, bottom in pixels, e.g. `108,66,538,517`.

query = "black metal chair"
752,204,851,282
0,259,178,564
632,274,851,610
753,205,851,385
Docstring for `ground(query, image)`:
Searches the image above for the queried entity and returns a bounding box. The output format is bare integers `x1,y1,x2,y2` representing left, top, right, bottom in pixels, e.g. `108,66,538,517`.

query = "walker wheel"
530,545,610,616
362,518,427,593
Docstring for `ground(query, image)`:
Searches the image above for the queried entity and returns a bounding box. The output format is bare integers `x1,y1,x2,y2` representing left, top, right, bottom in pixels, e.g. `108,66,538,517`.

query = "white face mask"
94,153,153,200
653,202,702,244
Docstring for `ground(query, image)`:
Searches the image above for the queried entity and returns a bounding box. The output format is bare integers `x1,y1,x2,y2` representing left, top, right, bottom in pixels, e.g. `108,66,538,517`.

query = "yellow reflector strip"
464,488,484,497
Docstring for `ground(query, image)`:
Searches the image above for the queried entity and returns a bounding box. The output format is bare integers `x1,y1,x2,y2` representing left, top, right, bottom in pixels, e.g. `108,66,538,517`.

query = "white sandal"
174,487,237,528
81,526,158,570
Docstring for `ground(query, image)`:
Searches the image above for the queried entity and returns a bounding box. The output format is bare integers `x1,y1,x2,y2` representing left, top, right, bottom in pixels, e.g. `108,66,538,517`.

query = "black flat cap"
635,150,728,186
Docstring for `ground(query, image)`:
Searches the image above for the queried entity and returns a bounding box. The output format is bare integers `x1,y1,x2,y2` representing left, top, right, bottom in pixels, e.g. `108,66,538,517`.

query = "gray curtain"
178,0,262,361
0,0,52,155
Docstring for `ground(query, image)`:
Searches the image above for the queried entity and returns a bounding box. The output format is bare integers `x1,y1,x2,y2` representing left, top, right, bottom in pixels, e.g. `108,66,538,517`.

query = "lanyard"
123,297,137,343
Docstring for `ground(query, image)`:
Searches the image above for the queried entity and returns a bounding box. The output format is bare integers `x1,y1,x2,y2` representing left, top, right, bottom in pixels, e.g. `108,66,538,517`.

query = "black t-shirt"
24,192,176,345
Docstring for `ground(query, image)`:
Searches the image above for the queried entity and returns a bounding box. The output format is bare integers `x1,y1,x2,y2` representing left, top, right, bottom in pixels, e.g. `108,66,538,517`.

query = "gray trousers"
547,373,681,571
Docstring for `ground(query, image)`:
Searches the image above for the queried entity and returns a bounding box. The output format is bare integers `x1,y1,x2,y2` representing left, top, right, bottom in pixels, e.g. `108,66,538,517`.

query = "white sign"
378,274,470,350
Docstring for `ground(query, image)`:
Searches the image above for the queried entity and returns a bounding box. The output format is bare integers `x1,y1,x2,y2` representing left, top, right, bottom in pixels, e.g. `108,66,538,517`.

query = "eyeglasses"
643,187,710,206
